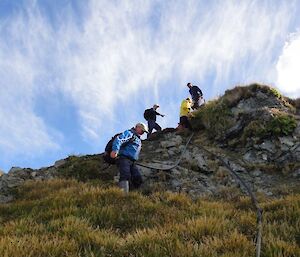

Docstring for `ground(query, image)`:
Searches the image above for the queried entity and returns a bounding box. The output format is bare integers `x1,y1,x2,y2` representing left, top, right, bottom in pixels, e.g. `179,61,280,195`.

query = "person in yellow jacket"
179,97,193,130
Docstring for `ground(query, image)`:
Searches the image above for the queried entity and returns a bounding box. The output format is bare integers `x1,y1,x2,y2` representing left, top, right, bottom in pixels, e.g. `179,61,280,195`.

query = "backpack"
143,108,152,121
103,133,121,164
103,132,134,164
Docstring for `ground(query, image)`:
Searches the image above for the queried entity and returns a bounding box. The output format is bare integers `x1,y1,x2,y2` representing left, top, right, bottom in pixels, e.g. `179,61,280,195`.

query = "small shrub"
241,120,268,143
223,86,254,107
266,114,297,136
192,100,234,139
241,114,297,142
58,155,115,182
269,87,282,98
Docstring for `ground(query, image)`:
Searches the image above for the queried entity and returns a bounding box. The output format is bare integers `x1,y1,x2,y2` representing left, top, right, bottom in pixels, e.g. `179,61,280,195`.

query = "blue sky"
1,0,300,172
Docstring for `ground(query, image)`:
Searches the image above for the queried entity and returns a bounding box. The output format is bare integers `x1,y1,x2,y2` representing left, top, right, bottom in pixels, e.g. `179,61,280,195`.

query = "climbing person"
187,82,203,110
110,123,148,193
179,97,193,130
144,104,165,138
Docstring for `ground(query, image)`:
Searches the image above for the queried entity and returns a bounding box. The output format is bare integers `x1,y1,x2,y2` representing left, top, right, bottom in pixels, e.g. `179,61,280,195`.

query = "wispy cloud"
0,0,298,170
0,3,61,166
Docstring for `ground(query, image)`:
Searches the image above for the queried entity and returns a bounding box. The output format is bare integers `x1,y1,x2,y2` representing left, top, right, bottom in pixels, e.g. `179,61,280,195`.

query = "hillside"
0,84,300,256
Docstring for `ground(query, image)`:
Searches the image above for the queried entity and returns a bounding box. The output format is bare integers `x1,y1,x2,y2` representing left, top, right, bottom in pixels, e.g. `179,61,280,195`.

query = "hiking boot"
119,180,129,193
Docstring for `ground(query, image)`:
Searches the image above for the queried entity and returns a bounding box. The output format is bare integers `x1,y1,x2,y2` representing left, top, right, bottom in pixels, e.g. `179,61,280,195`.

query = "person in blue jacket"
187,82,203,109
110,123,148,193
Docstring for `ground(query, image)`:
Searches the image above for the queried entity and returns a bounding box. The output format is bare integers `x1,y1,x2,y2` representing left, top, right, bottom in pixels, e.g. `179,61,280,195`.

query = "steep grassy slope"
0,179,299,257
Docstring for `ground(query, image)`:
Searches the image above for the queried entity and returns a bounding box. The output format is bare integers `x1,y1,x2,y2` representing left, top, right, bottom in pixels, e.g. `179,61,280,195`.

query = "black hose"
196,145,263,257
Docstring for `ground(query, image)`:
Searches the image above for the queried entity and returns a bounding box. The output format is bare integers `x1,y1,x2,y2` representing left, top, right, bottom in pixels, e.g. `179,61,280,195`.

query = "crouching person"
110,123,148,193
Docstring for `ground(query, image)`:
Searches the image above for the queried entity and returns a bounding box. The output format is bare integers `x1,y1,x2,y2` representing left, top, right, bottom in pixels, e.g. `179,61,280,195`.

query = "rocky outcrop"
1,85,299,203
138,130,300,199
0,166,57,203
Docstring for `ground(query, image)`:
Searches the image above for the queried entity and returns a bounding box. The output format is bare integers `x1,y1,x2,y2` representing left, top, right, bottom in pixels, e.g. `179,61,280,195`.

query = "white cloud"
55,0,296,138
276,32,300,98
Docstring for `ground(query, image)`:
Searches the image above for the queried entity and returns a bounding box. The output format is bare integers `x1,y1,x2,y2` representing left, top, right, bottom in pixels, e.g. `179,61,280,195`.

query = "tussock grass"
0,179,299,256
191,99,234,139
222,83,283,108
192,84,298,141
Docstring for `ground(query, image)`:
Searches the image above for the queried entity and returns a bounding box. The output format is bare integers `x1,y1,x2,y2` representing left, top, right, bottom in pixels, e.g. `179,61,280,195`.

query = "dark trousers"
180,116,193,130
192,97,200,110
147,120,162,138
118,157,143,188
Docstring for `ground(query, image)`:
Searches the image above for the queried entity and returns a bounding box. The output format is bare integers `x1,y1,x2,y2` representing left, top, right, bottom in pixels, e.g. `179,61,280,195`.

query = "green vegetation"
58,154,115,182
222,83,283,108
266,114,297,136
0,179,299,257
242,113,297,143
192,100,234,139
191,84,298,143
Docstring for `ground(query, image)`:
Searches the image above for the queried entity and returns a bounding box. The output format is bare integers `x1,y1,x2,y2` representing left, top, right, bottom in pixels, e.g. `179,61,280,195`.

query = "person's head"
186,97,192,103
187,82,192,88
135,122,149,135
153,104,159,110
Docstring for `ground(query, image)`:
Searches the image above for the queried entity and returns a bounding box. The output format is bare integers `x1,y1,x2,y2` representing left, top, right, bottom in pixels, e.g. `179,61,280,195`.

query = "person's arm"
155,111,165,117
197,87,203,97
110,130,133,158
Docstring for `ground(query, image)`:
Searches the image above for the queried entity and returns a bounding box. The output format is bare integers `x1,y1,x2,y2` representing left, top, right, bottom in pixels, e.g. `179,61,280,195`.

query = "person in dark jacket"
144,104,165,138
187,82,203,109
110,123,148,193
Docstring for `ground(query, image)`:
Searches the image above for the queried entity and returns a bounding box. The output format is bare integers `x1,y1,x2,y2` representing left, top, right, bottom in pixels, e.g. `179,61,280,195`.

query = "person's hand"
161,114,165,117
110,151,118,159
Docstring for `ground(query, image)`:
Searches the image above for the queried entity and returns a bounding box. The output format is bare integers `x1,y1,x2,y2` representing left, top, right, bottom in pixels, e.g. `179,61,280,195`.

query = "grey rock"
292,169,300,178
8,167,23,174
243,151,257,163
160,136,182,148
171,180,182,188
154,148,165,153
167,149,175,156
0,195,14,204
139,166,152,177
279,137,295,147
183,151,193,163
259,141,276,153
0,169,4,177
194,154,207,170
4,176,24,188
227,161,246,173
46,167,57,174
54,159,66,168
253,170,262,177
291,143,300,152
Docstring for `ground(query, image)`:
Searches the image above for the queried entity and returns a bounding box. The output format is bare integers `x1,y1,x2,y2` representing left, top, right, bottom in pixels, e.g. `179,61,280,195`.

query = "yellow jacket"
180,99,192,117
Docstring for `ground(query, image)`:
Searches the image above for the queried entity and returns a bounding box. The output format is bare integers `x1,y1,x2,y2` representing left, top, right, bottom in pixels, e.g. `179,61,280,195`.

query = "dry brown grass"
0,179,299,257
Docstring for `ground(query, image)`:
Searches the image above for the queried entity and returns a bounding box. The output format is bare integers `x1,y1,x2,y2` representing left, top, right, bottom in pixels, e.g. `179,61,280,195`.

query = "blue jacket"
112,128,141,161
